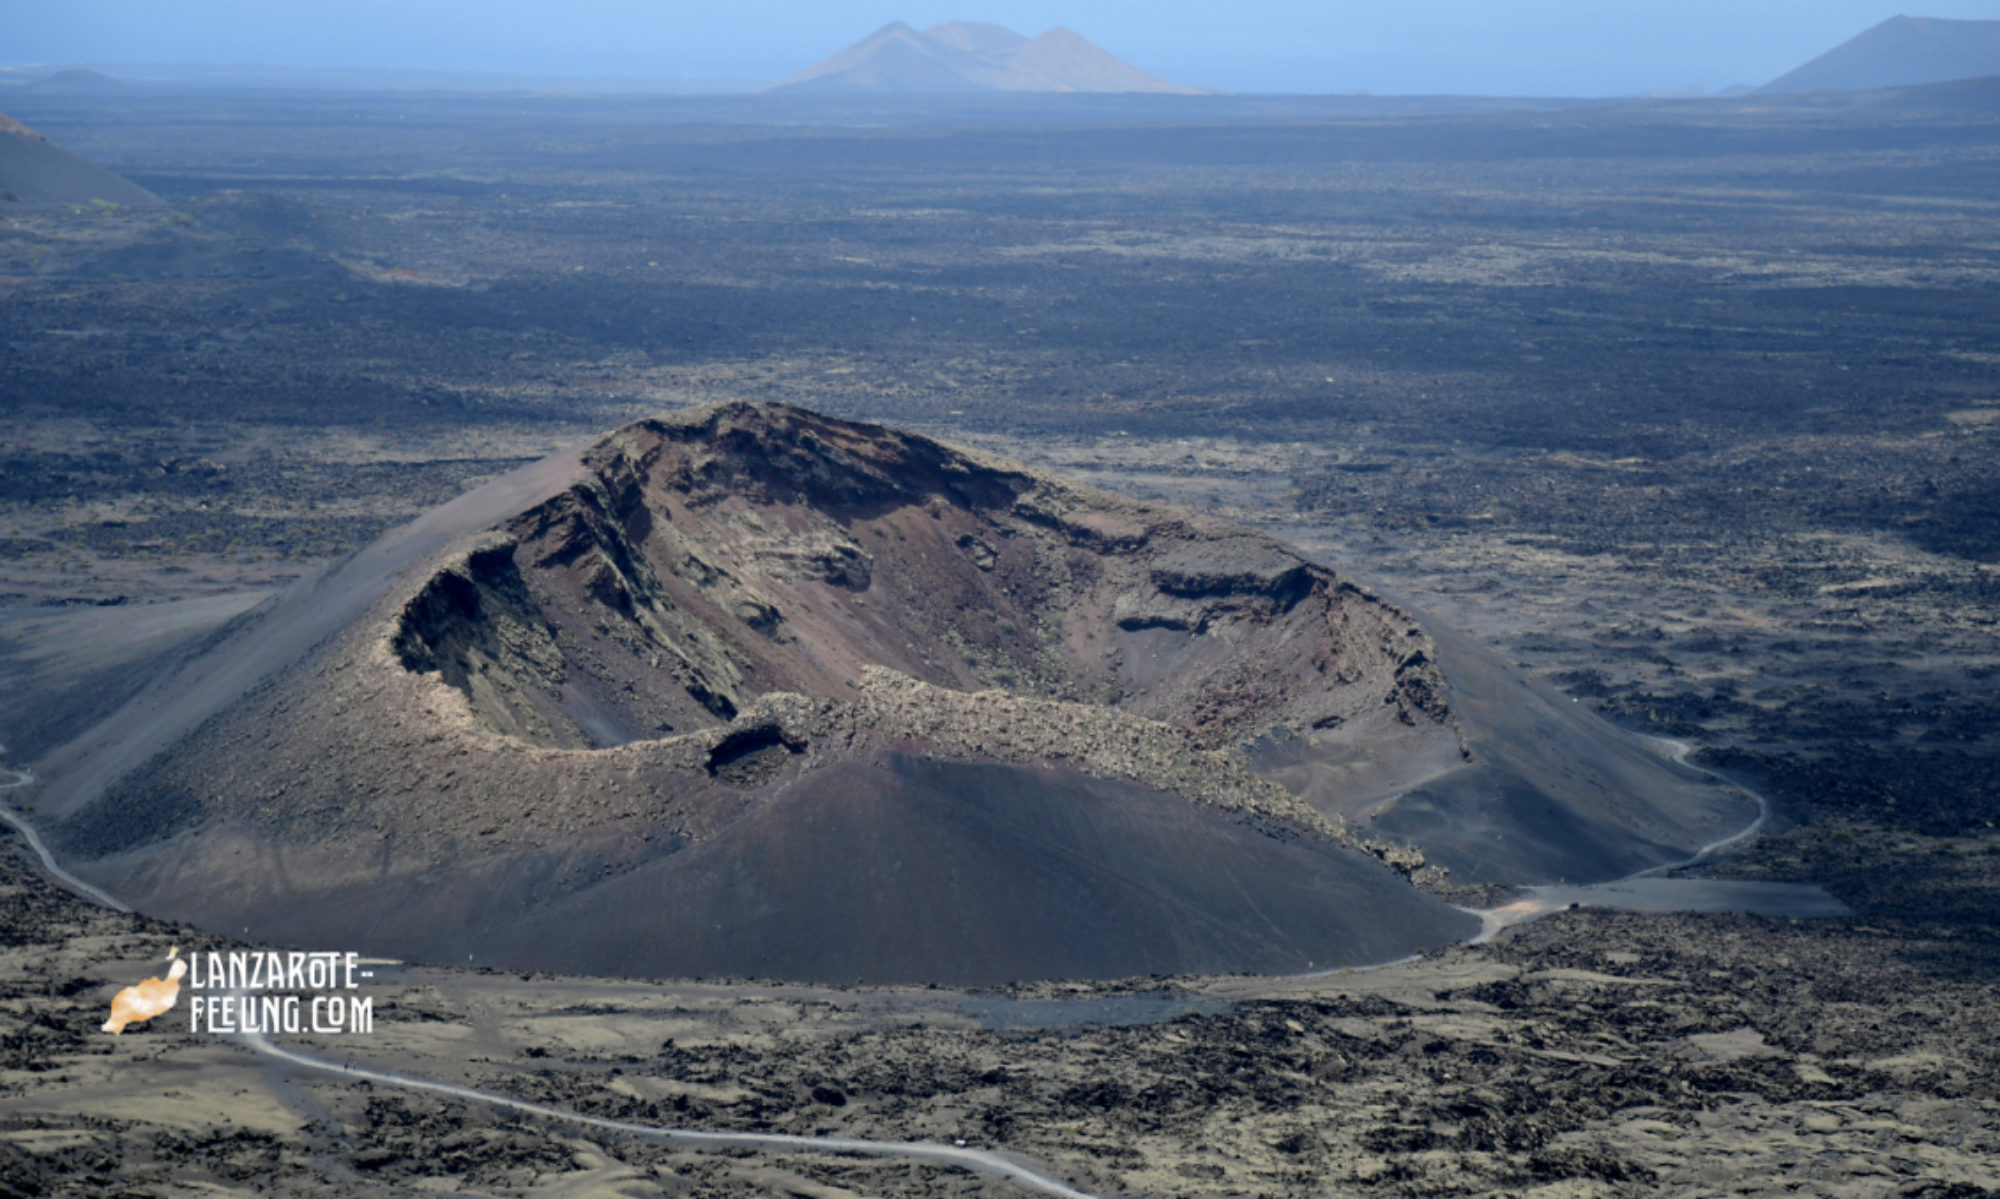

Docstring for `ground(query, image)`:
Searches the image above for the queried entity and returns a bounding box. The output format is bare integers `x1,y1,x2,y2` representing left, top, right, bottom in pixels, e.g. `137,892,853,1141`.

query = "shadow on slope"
28,404,1749,982
1249,623,1755,886
467,755,1476,985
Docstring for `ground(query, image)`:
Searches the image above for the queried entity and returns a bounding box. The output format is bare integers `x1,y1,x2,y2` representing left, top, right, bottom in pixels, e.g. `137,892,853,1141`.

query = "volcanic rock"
36,403,1749,983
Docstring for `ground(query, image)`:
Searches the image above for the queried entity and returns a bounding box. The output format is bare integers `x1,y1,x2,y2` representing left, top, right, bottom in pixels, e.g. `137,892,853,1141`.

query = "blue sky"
9,1,2000,94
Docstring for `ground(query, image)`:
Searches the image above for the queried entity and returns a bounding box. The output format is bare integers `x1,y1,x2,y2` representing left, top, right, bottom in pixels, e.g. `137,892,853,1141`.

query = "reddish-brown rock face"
392,402,1447,756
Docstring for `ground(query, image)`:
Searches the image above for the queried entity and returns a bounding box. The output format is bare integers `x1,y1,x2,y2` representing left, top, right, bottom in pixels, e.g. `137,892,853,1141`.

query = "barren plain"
1,85,1997,1196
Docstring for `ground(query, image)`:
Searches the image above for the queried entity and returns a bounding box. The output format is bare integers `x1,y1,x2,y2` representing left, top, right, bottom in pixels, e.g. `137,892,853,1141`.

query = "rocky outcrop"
382,402,1456,766
390,538,576,744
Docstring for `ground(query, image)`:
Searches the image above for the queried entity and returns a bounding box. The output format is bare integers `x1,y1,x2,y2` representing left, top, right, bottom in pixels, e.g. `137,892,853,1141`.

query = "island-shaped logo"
102,947,185,1035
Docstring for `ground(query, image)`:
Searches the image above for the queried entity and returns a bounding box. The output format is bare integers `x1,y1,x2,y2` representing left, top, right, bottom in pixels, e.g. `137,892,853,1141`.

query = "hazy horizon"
9,1,2000,97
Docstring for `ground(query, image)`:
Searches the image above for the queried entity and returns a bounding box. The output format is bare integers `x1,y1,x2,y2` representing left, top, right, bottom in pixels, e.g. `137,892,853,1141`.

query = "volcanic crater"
391,403,1448,755
50,403,1750,984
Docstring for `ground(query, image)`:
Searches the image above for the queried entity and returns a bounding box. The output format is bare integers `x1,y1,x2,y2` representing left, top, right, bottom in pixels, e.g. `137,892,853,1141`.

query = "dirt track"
3,812,1997,1197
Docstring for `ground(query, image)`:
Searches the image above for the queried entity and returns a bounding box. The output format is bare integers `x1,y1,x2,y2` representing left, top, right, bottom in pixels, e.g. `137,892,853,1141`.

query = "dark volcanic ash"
45,403,1744,984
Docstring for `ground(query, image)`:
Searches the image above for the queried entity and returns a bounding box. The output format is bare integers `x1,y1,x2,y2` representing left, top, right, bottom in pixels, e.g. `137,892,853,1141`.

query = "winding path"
0,766,1100,1197
1462,738,1777,942
1637,736,1771,872
0,768,130,911
0,730,1774,1198
240,1022,1101,1199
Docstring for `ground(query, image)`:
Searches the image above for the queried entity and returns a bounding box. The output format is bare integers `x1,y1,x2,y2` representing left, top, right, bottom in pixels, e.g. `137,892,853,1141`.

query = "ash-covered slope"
1760,16,2000,95
39,403,1749,982
50,404,1476,982
0,111,158,208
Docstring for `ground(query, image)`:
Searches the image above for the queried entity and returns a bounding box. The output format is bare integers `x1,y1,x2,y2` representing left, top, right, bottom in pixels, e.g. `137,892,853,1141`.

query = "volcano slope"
0,110,157,208
37,403,1744,984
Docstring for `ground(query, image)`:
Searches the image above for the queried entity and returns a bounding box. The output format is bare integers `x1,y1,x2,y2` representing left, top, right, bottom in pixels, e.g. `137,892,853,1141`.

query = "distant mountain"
29,68,126,93
1880,73,2000,110
766,20,1201,94
923,19,1027,57
1755,73,2000,113
1760,15,2000,94
0,112,158,207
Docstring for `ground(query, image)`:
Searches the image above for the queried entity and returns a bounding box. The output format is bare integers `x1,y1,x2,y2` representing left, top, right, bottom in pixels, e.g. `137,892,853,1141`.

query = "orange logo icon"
103,947,187,1035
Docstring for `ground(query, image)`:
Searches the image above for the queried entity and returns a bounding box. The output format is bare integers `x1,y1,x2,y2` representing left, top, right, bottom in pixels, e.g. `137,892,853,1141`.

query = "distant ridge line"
766,19,1203,95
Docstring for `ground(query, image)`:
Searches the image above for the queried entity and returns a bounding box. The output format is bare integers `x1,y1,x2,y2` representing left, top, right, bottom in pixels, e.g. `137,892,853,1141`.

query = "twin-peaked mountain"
765,20,1201,94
